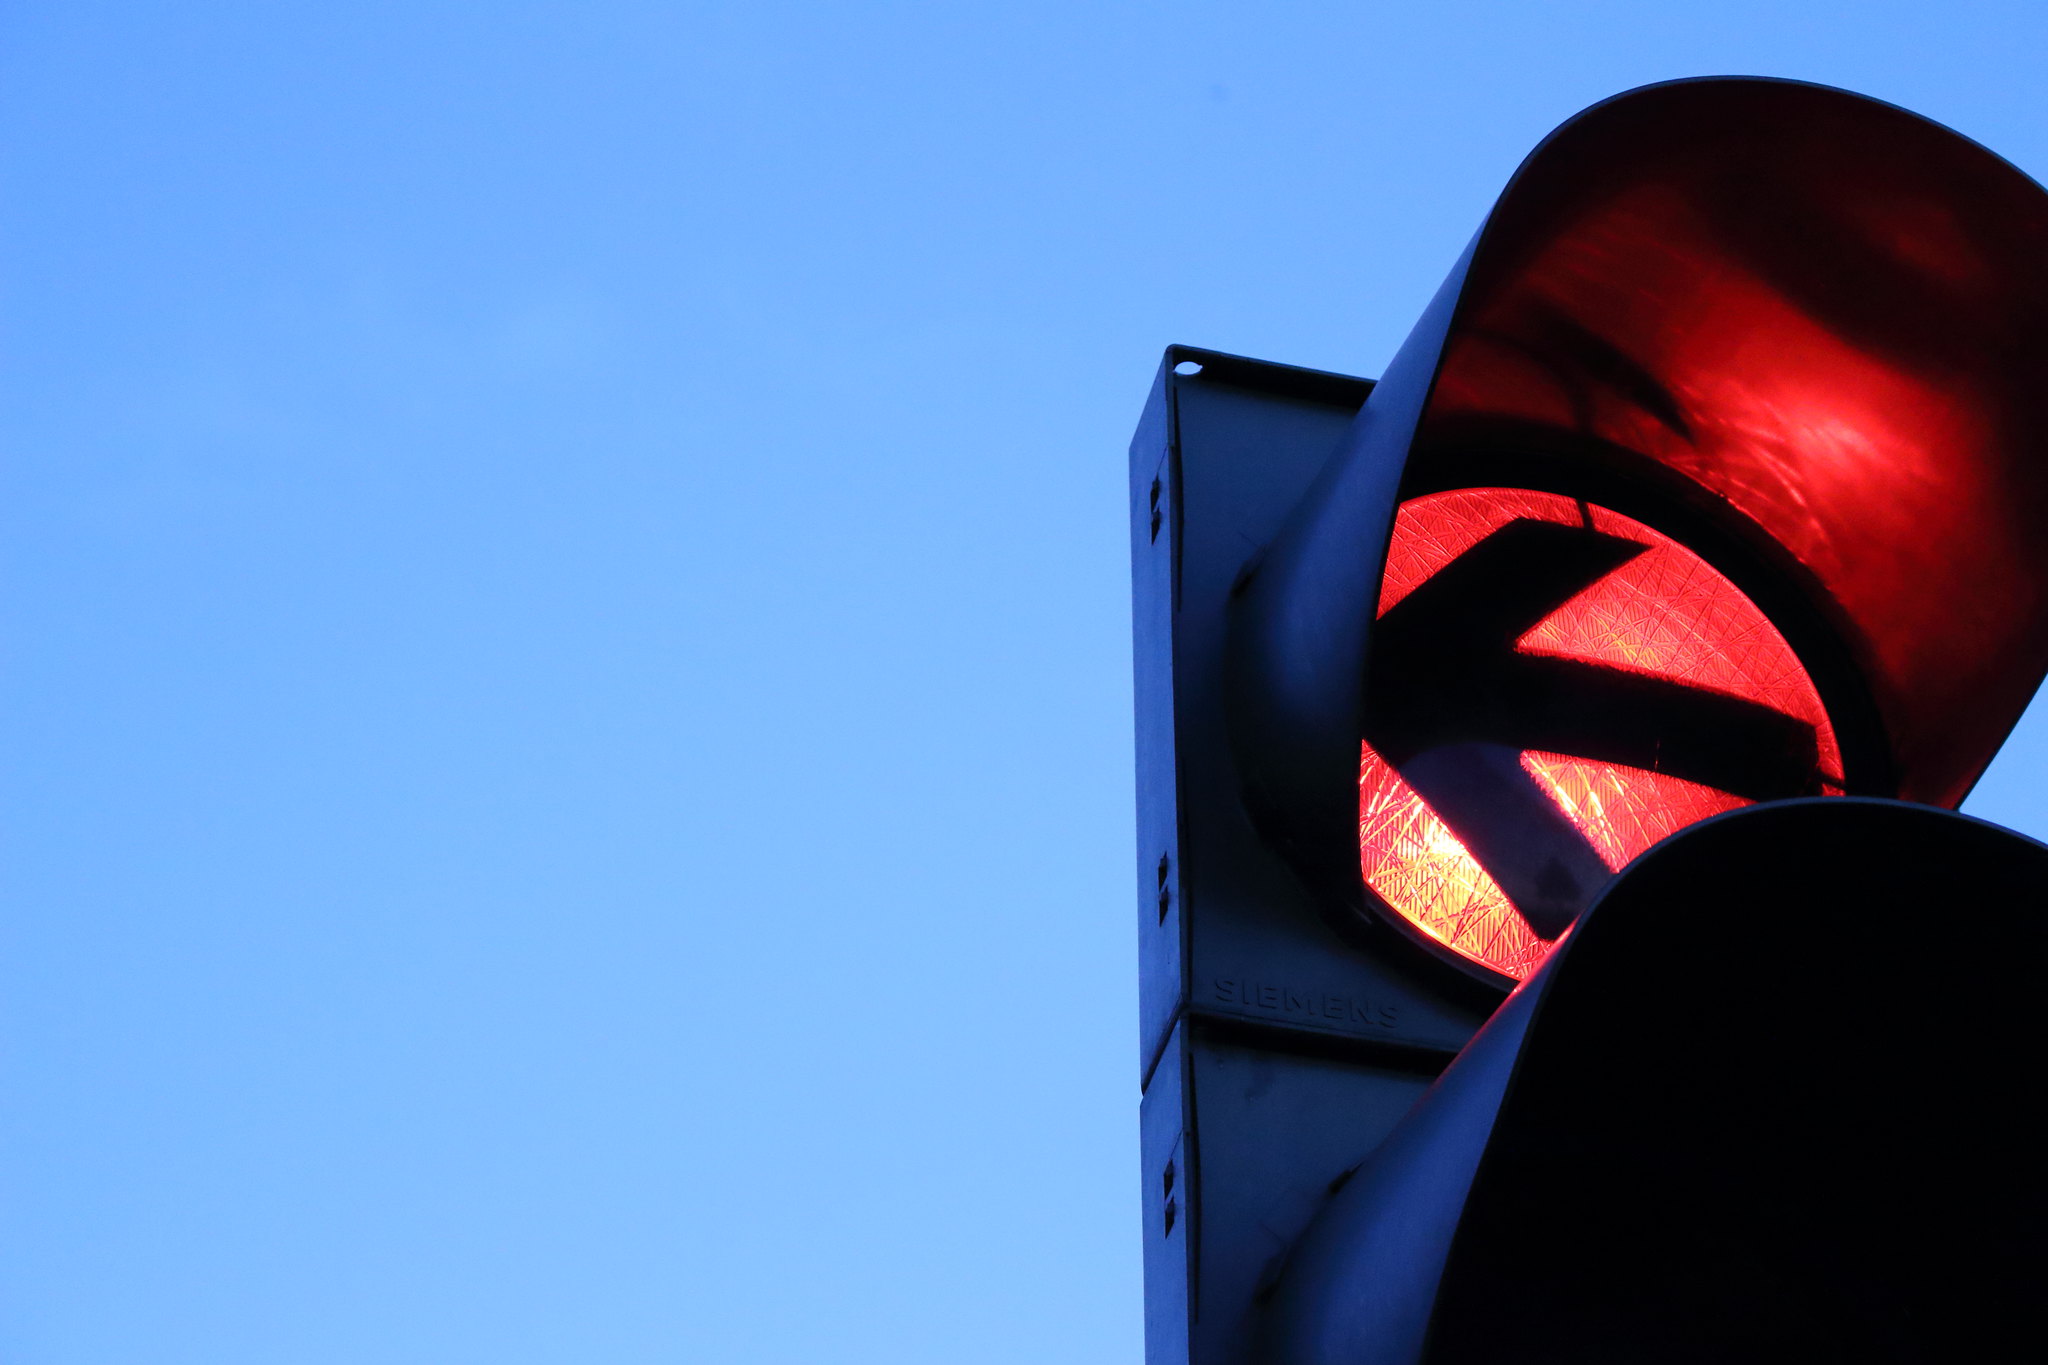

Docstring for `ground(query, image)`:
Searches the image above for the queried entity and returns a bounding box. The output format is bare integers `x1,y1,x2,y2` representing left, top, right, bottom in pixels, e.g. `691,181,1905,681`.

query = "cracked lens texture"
1361,488,1840,980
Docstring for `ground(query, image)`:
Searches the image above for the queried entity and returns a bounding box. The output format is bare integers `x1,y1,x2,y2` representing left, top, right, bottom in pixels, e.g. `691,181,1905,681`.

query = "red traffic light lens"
1360,487,1841,980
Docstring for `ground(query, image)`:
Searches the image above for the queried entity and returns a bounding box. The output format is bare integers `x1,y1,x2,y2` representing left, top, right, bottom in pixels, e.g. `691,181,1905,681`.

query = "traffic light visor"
1410,77,2048,808
1228,77,2048,979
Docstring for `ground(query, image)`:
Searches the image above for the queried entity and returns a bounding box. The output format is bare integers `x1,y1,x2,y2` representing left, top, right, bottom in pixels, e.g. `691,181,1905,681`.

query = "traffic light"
1132,77,2048,1364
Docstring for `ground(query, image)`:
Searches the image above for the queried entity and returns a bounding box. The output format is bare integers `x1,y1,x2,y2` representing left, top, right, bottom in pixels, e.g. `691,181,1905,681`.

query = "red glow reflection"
1410,81,2048,807
1361,487,1839,980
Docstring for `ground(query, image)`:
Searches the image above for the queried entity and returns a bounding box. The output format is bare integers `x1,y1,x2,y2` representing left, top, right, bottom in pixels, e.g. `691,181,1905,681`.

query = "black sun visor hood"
1231,77,2048,906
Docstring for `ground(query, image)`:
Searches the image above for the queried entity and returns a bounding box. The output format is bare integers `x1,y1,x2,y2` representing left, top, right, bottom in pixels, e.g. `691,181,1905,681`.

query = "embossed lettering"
1213,979,1401,1030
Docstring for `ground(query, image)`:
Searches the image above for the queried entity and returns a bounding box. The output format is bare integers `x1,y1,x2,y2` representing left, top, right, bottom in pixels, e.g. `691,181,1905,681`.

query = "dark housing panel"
1264,800,2048,1364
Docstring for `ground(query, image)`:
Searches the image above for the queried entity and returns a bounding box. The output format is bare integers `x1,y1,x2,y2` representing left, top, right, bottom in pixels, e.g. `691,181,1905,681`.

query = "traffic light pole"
1131,347,1488,1365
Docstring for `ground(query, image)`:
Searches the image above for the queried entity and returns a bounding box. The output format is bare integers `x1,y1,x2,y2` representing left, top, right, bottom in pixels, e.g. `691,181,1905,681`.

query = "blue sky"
6,3,2048,1362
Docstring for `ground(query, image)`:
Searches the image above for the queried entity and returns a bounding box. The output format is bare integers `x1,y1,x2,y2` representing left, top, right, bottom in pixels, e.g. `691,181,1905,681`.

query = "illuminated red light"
1361,488,1841,980
1358,741,1543,980
1519,751,1750,873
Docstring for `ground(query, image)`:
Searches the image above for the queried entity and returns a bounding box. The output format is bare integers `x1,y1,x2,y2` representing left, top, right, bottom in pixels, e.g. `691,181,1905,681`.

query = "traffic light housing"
1133,77,2048,1364
1264,799,2048,1364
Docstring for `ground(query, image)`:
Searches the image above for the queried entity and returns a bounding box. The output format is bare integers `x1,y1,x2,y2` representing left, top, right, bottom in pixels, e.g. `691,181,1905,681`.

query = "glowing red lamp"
1360,487,1840,980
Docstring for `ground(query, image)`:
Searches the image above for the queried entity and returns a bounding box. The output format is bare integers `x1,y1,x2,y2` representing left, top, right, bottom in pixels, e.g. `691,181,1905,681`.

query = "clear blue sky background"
6,3,2048,1361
